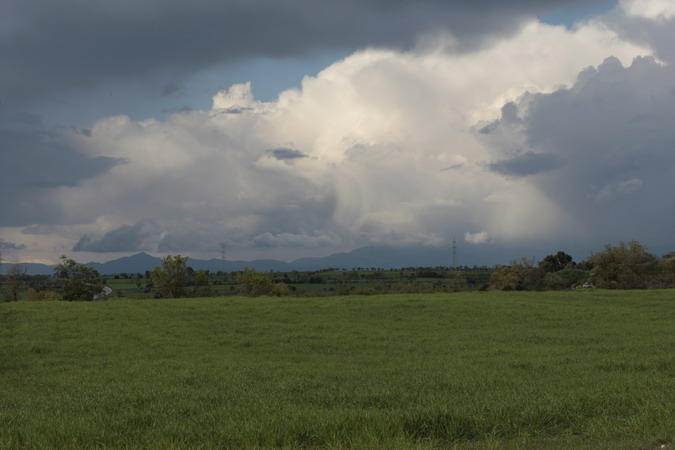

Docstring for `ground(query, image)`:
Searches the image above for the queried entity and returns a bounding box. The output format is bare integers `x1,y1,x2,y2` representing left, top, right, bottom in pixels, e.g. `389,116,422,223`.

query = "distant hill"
290,245,456,270
86,252,160,274
87,253,297,275
1,253,297,276
0,262,58,276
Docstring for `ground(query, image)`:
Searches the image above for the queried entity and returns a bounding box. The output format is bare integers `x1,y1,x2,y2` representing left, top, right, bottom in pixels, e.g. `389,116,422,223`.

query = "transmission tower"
452,238,457,269
220,243,226,275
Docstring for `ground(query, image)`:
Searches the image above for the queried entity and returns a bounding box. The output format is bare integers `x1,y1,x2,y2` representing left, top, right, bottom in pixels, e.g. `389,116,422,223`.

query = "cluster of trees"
54,256,105,301
150,258,286,298
490,241,675,291
0,252,286,301
1,255,104,302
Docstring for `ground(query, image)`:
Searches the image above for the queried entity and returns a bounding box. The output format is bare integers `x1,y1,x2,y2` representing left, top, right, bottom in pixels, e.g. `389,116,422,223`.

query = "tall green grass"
1,290,673,448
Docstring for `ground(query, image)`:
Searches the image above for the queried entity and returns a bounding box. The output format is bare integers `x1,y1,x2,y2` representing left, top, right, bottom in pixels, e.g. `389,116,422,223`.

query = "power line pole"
220,243,226,276
452,237,457,269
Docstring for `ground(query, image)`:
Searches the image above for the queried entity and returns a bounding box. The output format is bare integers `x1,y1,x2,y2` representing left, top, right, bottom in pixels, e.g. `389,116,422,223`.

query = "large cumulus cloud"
5,1,675,263
21,18,642,261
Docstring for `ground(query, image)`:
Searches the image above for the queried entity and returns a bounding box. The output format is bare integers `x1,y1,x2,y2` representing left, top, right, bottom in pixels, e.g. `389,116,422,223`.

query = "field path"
93,286,112,300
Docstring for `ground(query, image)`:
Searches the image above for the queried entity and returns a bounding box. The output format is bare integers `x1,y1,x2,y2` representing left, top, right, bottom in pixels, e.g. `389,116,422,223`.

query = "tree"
54,255,104,301
191,270,214,297
587,241,658,289
151,255,189,298
539,251,573,273
0,248,3,298
3,260,27,302
656,252,675,287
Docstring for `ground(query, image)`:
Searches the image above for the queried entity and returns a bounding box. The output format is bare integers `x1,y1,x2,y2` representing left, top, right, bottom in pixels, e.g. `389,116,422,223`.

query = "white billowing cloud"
5,13,667,262
212,82,260,111
620,0,675,20
464,231,490,244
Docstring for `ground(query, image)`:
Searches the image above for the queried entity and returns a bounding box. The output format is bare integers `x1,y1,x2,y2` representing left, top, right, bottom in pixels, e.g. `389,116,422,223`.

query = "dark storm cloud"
157,232,214,253
221,107,253,115
160,81,186,97
0,239,26,250
487,151,561,176
271,148,308,160
0,130,122,189
482,55,675,250
1,0,608,106
161,105,194,114
73,221,156,252
0,126,126,226
604,9,675,64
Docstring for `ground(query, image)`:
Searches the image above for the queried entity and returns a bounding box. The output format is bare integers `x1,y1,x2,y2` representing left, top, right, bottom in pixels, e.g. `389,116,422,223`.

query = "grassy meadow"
1,290,674,449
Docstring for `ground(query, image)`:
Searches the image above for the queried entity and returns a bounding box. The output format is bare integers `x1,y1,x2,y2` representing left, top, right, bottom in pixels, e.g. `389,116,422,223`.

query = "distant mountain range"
4,242,665,276
2,243,576,275
1,244,506,275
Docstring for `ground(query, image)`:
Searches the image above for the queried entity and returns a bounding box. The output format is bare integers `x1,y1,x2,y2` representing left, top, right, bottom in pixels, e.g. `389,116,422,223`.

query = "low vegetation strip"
1,291,673,449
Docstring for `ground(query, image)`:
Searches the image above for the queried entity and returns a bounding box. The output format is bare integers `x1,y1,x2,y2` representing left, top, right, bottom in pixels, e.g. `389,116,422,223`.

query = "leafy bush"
191,271,214,297
490,258,544,291
25,288,61,301
657,252,675,287
543,269,589,290
237,268,288,297
588,241,658,289
271,282,290,297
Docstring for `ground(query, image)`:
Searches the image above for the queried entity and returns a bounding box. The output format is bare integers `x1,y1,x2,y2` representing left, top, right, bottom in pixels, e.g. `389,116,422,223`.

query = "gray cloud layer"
479,54,675,249
0,239,26,251
487,151,562,177
271,148,308,160
73,221,157,253
0,125,126,226
2,0,607,106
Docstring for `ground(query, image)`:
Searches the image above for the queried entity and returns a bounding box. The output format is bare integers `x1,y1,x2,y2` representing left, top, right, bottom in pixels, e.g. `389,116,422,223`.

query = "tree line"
2,240,675,301
0,254,286,301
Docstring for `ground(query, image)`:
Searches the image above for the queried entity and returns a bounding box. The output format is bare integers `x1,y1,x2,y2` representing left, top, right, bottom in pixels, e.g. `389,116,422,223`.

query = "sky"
2,0,675,266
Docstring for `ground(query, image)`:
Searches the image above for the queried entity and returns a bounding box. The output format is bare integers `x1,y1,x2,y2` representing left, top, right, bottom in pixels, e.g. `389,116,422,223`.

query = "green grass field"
1,291,673,449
